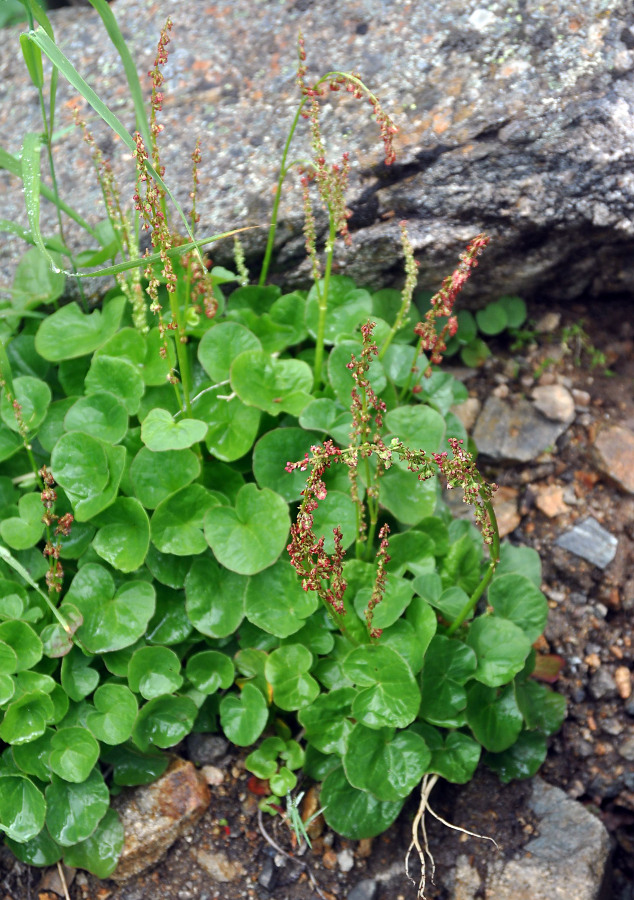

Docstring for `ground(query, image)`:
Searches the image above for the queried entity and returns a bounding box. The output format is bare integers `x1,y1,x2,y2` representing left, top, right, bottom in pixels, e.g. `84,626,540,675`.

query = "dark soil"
1,296,632,900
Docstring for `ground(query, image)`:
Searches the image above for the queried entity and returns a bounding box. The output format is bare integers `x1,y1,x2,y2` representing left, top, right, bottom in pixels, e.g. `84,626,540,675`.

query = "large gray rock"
1,0,633,303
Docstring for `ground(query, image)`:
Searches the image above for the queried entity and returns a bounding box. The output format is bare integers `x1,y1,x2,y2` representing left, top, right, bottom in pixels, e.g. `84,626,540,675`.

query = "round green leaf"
92,498,150,573
328,340,386,406
0,640,17,675
5,826,62,866
515,679,566,736
49,727,100,783
354,572,414,632
68,564,155,654
253,427,315,501
378,461,438,526
60,646,99,701
0,672,15,704
0,375,51,437
466,616,532,687
265,645,319,711
231,350,313,417
186,651,235,694
475,302,508,335
305,277,373,344
484,730,547,783
151,485,220,556
245,557,318,637
425,729,481,784
0,774,46,842
198,321,262,381
204,483,290,575
86,684,138,745
321,766,403,840
141,408,208,451
45,769,109,846
384,404,446,456
193,387,261,462
185,556,246,637
145,545,192,590
0,692,54,744
0,620,42,671
51,433,125,521
100,743,168,787
460,337,491,368
343,645,420,729
128,645,183,700
466,682,523,752
488,574,548,642
0,492,45,550
498,295,527,329
494,543,542,588
310,490,358,554
344,724,430,801
133,694,198,750
147,585,193,645
298,687,356,756
84,354,144,415
34,297,125,361
64,392,128,444
219,683,268,747
12,728,53,781
418,635,477,728
63,807,123,878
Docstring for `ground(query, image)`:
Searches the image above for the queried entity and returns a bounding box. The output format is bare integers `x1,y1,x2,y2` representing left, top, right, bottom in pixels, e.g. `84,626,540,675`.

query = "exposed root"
56,862,71,900
257,807,328,900
405,774,499,899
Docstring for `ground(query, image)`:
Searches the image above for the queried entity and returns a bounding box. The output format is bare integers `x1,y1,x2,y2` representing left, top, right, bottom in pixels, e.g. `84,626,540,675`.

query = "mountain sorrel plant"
0,3,565,892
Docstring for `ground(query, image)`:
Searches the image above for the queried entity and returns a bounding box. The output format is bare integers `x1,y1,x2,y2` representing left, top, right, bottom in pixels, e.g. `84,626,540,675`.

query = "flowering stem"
312,214,337,387
446,499,500,635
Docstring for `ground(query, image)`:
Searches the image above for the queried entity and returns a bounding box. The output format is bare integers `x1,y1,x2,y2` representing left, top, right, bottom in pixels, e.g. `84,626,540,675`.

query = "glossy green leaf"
328,340,386,405
252,427,314,501
51,434,125,521
418,636,477,728
245,557,318,637
305,278,373,344
231,350,313,417
141,408,208,452
39,604,81,658
92,497,150,572
494,543,542,588
0,375,51,436
5,826,62,866
344,724,430,801
49,727,100,783
83,354,144,415
198,321,261,381
63,807,123,878
265,645,319,711
151,485,220,556
0,492,44,550
379,619,427,675
204,483,290,575
128,645,183,699
310,490,358,554
476,302,508,336
146,585,193,645
488,574,548,642
343,645,420,729
466,617,532,687
0,620,42,672
60,646,99,702
484,730,547,783
297,686,355,756
83,684,137,745
321,766,403,840
11,728,53,782
63,392,128,444
466,682,524,752
100,743,168,787
0,774,46,842
67,564,155,654
354,572,414,632
186,651,235,694
245,736,286,779
35,297,125,361
378,461,437,526
133,694,198,750
45,769,109,846
145,546,192,590
193,387,261,462
515,679,566,736
185,556,246,637
415,725,482,784
219,683,268,747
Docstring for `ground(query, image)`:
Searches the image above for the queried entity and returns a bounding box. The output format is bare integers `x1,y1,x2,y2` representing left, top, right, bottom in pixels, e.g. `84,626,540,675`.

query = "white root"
405,774,499,899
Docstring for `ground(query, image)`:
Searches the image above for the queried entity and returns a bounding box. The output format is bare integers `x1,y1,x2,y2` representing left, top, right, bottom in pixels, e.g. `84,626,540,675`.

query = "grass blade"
21,132,61,272
0,146,99,240
86,0,151,150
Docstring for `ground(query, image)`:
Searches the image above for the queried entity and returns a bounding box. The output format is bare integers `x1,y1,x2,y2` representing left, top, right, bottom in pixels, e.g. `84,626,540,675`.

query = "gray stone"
185,733,229,766
555,516,618,569
618,736,634,761
482,777,611,900
193,849,246,883
472,396,570,462
1,0,634,305
594,425,634,494
588,667,618,700
347,879,378,900
531,384,575,424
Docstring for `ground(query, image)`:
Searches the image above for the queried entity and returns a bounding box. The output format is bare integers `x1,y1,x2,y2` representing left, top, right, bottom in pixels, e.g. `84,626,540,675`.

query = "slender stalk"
312,214,337,387
446,499,500,635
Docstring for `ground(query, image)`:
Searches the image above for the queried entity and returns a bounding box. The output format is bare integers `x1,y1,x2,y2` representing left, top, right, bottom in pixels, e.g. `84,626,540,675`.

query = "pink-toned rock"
492,486,520,538
193,848,246,883
111,757,210,882
531,384,575,424
535,484,569,518
450,397,481,432
594,425,634,495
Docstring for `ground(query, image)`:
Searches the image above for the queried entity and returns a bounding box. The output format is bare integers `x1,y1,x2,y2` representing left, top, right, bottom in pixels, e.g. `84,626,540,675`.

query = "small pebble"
615,666,632,699
337,848,355,873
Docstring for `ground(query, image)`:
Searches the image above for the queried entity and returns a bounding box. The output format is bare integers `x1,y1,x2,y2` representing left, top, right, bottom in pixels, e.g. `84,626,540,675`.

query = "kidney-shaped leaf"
343,645,420,730
219,683,268,747
131,447,200,510
245,557,317,638
35,297,125,361
151,485,220,556
45,769,109,846
49,727,100,783
488,574,548,642
86,684,138,745
466,682,523,753
92,498,150,573
418,635,477,728
141,408,208,451
128,645,183,700
198,321,261,381
466,616,531,687
344,724,430,801
133,695,198,750
231,350,313,417
204,483,290,575
0,774,46,842
321,765,403,840
185,556,246,638
185,650,235,694
63,807,124,878
265,644,319,711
